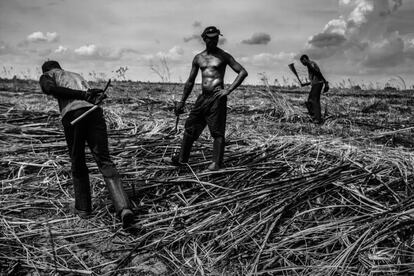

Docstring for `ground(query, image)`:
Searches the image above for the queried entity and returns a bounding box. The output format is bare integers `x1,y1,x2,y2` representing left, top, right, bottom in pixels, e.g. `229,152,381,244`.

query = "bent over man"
174,26,248,170
39,61,134,228
300,54,329,124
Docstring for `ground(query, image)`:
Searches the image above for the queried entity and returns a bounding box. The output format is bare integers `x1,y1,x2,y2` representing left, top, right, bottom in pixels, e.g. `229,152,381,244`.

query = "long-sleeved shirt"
39,68,93,118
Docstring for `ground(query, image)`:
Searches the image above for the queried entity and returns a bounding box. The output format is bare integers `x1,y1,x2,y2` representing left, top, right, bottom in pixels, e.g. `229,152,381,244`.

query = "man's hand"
323,82,330,93
301,82,311,87
85,88,105,104
175,101,185,116
214,88,230,98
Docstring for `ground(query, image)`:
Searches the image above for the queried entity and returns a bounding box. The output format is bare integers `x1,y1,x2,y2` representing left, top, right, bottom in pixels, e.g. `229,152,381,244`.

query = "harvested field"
1,79,414,275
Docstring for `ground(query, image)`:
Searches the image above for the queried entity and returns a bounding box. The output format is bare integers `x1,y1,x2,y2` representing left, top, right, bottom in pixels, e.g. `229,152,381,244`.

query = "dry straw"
1,87,414,275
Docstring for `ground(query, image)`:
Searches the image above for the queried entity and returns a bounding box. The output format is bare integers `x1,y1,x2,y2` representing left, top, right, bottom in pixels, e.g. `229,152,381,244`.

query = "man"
39,60,134,228
300,54,329,124
174,26,248,170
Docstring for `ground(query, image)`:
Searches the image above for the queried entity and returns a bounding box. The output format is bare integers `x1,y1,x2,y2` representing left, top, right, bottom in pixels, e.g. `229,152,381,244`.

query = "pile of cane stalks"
1,98,414,276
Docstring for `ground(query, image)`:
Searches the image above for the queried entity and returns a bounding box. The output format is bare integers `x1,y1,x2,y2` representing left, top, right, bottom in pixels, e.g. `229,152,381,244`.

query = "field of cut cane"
1,79,414,275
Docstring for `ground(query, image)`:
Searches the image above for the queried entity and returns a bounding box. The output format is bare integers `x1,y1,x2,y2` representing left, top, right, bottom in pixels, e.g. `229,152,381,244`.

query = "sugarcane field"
1,77,414,275
2,1,414,275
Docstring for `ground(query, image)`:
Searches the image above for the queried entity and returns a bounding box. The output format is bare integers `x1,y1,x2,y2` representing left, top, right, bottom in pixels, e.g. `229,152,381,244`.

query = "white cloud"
27,31,59,43
241,52,295,67
242,33,271,45
55,45,68,53
139,46,185,63
74,44,97,56
73,44,140,61
156,46,184,61
303,0,410,69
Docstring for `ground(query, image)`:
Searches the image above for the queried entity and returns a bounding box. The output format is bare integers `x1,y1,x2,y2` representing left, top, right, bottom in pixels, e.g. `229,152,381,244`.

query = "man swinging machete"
299,54,329,125
172,26,248,171
39,60,134,228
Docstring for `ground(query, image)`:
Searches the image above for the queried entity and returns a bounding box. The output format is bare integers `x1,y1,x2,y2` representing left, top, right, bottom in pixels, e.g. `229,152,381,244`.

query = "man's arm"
175,56,199,115
39,74,89,99
180,56,199,103
217,53,248,97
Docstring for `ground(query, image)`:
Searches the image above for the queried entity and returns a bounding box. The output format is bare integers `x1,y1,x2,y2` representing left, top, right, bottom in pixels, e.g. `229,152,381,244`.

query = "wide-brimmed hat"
201,26,223,38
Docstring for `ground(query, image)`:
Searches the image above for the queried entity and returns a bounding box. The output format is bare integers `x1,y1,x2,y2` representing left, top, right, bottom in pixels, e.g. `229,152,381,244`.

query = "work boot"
208,137,225,171
73,175,92,218
104,175,134,228
172,133,194,166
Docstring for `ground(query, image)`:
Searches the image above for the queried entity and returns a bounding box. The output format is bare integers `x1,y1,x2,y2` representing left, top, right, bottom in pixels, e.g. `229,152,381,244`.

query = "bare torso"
195,48,228,94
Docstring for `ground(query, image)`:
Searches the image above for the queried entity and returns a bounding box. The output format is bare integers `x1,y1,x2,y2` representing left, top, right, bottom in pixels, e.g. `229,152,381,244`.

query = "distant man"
300,54,329,124
174,26,248,170
39,61,134,228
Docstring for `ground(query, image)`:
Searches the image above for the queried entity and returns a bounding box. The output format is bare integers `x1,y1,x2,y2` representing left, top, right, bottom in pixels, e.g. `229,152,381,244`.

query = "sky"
0,0,414,88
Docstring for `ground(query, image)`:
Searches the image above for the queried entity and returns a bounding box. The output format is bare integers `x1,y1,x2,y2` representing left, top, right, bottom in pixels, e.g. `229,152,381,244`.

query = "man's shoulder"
193,51,205,62
310,60,319,67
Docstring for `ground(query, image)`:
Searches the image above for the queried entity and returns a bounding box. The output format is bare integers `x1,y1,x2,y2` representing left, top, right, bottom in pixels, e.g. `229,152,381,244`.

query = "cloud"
73,44,140,60
241,33,271,45
55,45,68,53
241,52,294,67
362,33,405,67
184,34,201,43
156,46,184,61
192,21,202,28
302,0,411,69
138,46,185,63
308,32,347,48
27,31,59,43
405,39,414,59
74,44,97,56
0,41,16,55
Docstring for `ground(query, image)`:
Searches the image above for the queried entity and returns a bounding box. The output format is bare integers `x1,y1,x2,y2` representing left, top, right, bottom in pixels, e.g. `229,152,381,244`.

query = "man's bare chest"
198,55,226,71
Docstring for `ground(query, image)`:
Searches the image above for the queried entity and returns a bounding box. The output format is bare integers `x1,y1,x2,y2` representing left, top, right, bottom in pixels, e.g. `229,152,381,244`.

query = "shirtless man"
174,26,248,170
300,54,329,124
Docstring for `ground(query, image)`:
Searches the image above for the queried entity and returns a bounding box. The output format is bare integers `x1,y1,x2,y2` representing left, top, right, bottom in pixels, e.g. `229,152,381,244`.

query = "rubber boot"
104,175,134,228
73,175,92,219
172,133,194,165
208,137,225,171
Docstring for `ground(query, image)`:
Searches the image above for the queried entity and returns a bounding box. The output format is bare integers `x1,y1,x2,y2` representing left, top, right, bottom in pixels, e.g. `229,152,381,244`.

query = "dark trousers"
61,107,118,178
306,83,323,123
184,94,227,140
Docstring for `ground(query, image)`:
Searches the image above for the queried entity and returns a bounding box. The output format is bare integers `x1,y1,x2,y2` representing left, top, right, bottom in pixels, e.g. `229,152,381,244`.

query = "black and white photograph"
1,0,414,275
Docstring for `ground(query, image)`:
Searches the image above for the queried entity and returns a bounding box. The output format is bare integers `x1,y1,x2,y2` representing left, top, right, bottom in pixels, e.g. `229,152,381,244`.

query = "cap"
42,60,61,73
201,26,223,38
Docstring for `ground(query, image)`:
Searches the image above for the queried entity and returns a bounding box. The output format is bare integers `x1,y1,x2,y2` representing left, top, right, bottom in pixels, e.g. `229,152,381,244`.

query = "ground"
1,78,414,275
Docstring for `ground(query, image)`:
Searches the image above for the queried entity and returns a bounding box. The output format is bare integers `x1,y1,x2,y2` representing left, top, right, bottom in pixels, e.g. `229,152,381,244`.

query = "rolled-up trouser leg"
73,175,92,216
206,96,227,170
174,95,207,164
103,175,131,214
208,136,225,170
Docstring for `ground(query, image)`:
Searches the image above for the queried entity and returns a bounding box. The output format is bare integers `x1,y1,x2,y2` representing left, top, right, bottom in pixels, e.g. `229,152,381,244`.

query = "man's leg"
62,108,92,218
85,108,133,228
206,96,227,171
308,83,323,123
173,95,207,165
